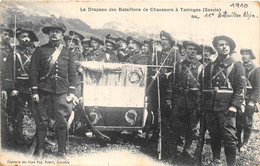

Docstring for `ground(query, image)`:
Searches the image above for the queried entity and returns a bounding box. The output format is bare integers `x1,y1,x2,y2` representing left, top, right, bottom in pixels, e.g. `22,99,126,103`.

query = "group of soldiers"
0,21,259,166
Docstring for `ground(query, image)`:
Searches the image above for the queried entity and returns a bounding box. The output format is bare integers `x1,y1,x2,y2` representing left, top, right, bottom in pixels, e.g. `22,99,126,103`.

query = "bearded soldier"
172,41,202,159
204,35,246,166
30,22,78,158
236,48,260,152
87,36,107,62
5,28,38,146
104,37,118,63
115,37,129,63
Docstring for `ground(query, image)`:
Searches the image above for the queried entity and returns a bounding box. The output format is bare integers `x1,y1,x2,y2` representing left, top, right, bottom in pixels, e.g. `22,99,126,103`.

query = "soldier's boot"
56,128,67,158
240,129,251,152
224,147,236,166
236,125,242,148
182,136,193,159
34,130,47,158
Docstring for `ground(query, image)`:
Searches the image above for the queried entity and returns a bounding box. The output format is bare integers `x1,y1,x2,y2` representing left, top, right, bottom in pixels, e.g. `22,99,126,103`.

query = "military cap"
240,48,255,59
63,35,79,45
201,45,216,54
90,36,104,45
69,31,85,41
42,22,66,34
183,40,202,53
160,31,175,47
81,38,91,46
115,37,127,43
105,38,117,49
16,28,39,42
106,34,118,41
126,36,142,47
0,24,14,37
212,35,236,51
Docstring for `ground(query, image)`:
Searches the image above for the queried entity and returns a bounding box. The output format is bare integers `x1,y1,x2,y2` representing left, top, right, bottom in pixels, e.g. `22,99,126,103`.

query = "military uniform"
124,51,147,65
30,33,77,156
236,62,260,148
5,44,35,145
172,58,202,156
204,55,246,165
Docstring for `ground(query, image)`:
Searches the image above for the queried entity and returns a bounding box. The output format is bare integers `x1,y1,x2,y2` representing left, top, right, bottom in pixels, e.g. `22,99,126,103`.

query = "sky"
2,0,259,63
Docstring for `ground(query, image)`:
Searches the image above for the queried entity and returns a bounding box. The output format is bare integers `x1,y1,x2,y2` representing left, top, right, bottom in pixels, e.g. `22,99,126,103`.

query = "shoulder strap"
40,44,63,80
16,52,26,73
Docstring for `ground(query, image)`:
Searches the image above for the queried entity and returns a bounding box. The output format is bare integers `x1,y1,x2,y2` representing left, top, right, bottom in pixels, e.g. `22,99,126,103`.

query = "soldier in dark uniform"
203,35,246,166
141,40,152,65
5,28,38,146
115,37,129,62
124,36,147,65
0,24,14,149
198,45,216,65
81,39,92,61
172,41,202,158
30,22,78,158
236,48,260,152
88,36,107,62
104,37,118,63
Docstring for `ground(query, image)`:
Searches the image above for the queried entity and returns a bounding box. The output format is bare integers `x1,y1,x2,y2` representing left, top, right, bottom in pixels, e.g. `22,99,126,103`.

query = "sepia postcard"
0,0,259,166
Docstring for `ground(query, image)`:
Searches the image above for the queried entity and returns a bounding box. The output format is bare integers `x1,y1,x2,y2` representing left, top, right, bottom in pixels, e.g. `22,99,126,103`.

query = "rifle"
13,14,17,83
155,45,162,160
75,104,111,142
194,45,206,165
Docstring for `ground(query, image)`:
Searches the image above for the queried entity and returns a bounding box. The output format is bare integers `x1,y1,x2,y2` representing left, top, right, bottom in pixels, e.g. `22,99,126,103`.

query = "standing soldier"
88,36,107,62
104,36,118,63
115,37,129,63
142,40,152,65
204,35,246,166
30,22,78,158
124,36,147,65
81,39,92,61
199,45,216,65
172,41,202,159
0,24,13,149
5,28,38,146
237,48,259,152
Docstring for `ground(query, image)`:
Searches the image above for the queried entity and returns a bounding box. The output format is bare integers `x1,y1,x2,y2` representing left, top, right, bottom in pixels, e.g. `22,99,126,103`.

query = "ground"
1,111,260,166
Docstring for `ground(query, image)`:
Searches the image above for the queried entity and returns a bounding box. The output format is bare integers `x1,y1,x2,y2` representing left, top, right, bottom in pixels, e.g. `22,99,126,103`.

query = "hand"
67,93,79,106
32,94,39,103
166,100,172,109
10,90,19,96
1,90,7,101
248,100,255,107
78,67,84,74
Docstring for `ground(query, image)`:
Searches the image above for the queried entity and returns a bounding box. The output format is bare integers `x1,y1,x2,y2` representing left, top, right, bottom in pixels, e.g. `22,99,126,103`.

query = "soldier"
199,45,216,65
0,24,13,149
236,48,259,152
115,37,129,62
124,36,147,65
69,30,85,53
104,37,118,63
203,35,246,166
172,41,202,159
142,40,152,65
5,28,38,146
30,22,78,158
88,36,107,62
81,39,92,61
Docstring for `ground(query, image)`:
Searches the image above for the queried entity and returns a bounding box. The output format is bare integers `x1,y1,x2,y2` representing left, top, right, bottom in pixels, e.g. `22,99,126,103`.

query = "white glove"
32,94,39,103
66,93,79,106
1,90,8,101
10,90,19,96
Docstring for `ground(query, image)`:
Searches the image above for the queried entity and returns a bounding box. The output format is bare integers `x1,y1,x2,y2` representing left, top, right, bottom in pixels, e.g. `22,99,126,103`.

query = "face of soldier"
161,36,170,50
142,43,150,54
49,29,63,42
128,40,139,53
241,52,252,64
106,42,114,51
216,40,230,56
204,48,211,60
66,39,76,50
117,40,127,50
91,40,100,50
82,43,90,52
185,45,197,59
17,32,31,47
1,30,11,44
